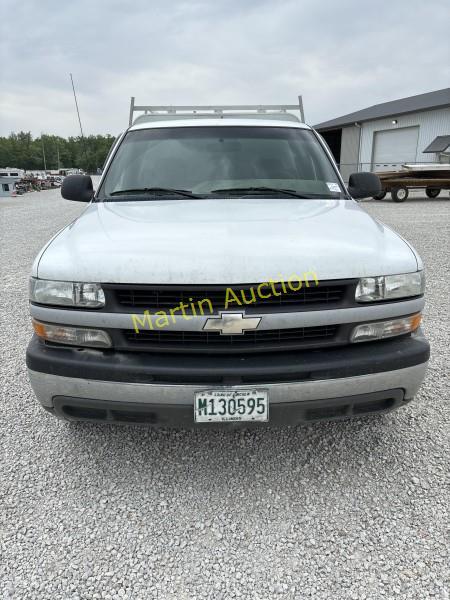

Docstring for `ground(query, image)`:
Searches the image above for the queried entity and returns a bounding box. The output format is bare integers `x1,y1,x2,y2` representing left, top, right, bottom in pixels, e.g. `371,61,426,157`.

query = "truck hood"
36,198,419,283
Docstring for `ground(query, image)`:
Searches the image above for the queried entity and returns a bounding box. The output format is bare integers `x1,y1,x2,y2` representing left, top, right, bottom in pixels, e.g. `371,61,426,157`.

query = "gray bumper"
29,362,428,409
26,330,430,424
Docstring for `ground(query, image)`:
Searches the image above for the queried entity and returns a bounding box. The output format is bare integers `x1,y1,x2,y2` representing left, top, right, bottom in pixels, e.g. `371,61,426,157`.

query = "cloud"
1,0,449,136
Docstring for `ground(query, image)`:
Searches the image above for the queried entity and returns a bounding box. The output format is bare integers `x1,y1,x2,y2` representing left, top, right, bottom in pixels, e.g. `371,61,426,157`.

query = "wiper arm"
109,187,201,199
210,186,312,199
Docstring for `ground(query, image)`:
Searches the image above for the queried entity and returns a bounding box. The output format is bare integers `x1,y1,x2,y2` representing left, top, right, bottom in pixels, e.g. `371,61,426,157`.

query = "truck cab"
26,100,429,425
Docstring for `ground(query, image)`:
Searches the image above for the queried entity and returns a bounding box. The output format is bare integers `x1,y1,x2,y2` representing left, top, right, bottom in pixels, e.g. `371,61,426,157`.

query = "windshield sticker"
326,182,341,192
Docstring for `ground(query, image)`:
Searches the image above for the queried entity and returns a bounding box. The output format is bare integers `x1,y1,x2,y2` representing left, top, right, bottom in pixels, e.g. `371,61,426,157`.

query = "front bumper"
48,389,408,425
26,331,430,425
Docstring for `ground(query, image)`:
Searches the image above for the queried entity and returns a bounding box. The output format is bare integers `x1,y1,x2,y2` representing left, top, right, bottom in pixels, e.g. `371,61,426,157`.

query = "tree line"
0,132,117,173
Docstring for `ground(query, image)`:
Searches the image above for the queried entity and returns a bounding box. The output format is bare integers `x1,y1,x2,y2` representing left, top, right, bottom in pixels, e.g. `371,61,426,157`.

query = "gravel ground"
1,186,449,600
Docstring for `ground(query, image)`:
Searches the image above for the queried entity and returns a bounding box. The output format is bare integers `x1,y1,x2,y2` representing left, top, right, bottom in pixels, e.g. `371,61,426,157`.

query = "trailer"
373,164,450,202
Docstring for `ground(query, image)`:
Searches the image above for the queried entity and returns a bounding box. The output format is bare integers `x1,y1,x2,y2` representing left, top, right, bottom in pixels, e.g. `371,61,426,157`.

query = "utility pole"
41,134,47,171
56,140,60,171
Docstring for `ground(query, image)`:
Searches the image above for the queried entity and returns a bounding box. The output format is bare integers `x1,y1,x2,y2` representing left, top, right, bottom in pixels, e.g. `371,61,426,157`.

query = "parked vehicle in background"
26,99,429,427
59,168,85,176
48,176,63,188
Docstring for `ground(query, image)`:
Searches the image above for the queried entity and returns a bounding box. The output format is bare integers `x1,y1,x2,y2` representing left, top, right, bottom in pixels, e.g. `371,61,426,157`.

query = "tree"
0,132,116,172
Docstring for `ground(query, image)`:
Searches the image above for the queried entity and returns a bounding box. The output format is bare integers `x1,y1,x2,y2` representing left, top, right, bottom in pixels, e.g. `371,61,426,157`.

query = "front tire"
391,187,408,202
426,187,441,198
373,191,387,200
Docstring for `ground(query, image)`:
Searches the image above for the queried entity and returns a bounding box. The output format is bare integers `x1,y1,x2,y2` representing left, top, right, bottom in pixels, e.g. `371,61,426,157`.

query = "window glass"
100,126,344,199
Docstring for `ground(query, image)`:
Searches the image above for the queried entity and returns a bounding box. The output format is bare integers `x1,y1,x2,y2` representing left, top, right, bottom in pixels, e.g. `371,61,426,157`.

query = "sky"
1,0,449,138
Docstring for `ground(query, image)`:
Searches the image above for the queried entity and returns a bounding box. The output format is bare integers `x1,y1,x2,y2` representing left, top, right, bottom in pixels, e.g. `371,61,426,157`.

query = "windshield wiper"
210,186,313,199
109,187,201,199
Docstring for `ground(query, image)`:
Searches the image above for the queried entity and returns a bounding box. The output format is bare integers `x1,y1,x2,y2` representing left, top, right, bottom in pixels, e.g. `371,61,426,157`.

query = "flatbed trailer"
373,167,450,202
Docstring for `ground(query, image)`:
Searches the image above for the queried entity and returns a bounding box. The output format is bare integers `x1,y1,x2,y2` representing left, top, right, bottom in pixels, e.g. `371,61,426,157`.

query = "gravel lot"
1,187,449,600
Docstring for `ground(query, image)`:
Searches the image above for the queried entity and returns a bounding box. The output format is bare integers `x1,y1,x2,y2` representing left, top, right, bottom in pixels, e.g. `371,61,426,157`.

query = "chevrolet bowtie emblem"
203,312,262,335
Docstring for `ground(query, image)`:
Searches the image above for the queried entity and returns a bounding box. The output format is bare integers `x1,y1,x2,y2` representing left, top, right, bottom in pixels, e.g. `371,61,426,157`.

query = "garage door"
371,126,419,172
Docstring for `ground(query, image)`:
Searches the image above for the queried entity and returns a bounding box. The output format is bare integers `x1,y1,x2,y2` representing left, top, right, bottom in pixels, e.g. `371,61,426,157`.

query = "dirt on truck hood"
35,197,419,283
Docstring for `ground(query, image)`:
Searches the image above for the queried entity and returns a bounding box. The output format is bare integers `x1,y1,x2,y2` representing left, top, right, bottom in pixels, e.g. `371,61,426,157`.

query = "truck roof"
129,118,311,132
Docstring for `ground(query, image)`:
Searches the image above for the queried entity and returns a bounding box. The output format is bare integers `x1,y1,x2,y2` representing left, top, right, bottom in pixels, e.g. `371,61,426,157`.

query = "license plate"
194,389,268,423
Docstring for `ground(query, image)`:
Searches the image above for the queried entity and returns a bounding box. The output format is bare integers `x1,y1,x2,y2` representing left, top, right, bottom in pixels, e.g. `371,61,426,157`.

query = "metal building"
314,88,450,182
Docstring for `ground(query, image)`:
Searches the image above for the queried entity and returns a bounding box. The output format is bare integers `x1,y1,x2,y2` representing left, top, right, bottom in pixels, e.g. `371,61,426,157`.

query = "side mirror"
61,175,94,202
348,172,382,199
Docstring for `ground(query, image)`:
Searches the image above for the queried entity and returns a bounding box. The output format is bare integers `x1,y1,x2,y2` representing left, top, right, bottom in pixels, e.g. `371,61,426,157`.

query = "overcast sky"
1,0,449,137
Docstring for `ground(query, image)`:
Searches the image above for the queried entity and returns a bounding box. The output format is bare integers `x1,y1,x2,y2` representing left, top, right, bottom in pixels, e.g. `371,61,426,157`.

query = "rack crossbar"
128,97,305,126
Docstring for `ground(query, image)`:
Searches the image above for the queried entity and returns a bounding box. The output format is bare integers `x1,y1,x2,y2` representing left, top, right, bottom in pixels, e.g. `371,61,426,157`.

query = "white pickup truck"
26,100,429,426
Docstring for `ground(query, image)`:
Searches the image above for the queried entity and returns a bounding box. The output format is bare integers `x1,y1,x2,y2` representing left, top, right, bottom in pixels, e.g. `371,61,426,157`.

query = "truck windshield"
99,126,345,200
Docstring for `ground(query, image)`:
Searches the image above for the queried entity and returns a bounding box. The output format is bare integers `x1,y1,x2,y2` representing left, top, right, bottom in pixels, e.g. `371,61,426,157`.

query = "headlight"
30,278,105,308
351,313,422,343
355,272,424,302
32,319,111,348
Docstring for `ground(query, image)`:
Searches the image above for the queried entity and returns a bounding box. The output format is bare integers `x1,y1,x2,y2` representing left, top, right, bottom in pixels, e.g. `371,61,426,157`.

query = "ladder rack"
128,97,305,126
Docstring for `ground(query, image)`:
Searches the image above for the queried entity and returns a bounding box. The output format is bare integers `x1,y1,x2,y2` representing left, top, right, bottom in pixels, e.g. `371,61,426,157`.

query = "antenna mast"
70,73,88,167
70,73,85,138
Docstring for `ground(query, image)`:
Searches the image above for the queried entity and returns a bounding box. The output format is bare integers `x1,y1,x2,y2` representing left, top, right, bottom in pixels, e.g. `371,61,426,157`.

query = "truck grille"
109,280,352,312
120,325,339,353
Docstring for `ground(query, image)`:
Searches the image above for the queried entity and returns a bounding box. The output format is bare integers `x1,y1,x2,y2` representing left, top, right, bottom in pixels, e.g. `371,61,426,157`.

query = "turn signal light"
351,313,422,343
32,319,111,348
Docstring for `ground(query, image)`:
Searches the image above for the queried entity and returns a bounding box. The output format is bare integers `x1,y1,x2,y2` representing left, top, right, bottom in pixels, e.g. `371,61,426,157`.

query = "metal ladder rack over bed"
128,96,305,126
